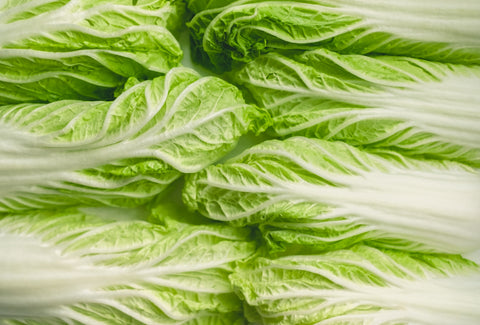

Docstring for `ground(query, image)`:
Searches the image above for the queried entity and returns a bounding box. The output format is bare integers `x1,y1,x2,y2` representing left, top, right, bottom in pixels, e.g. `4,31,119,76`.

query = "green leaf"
230,245,480,325
0,67,266,212
230,49,480,166
0,208,254,324
183,137,480,254
187,0,238,14
190,1,480,71
0,0,186,103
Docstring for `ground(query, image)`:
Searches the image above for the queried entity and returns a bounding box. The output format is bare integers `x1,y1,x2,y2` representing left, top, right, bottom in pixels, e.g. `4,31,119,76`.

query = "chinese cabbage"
0,67,266,212
183,137,480,254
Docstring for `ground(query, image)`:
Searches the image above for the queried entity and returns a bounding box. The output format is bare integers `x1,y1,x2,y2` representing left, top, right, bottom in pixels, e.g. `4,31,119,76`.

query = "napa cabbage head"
0,207,255,324
188,0,480,71
230,245,480,325
183,137,480,255
0,67,268,212
230,49,480,166
0,0,186,103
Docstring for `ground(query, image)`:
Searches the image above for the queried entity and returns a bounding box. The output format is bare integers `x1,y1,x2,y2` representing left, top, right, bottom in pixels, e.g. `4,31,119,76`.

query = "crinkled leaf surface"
189,0,480,71
186,0,237,14
231,49,480,166
230,245,480,325
0,67,266,212
0,209,254,324
0,0,185,103
184,137,480,254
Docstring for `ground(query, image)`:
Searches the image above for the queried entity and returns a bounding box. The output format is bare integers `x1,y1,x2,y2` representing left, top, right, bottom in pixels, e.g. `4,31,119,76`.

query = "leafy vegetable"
187,3,226,71
189,0,480,71
230,245,480,325
0,0,185,104
0,67,266,212
186,0,237,13
231,49,480,166
1,2,479,323
0,208,255,324
183,137,480,254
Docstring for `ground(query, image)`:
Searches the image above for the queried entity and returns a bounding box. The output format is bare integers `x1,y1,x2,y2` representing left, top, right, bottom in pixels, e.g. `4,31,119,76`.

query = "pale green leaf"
0,0,185,103
230,245,480,325
231,49,480,166
184,137,480,254
0,208,254,324
189,0,480,71
0,67,266,212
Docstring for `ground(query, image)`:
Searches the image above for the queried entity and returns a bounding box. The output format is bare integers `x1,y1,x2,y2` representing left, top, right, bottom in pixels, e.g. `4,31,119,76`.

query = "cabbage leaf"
189,0,480,71
231,49,480,166
186,0,237,14
230,245,480,325
183,137,480,254
0,0,185,104
0,67,266,212
0,208,254,324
